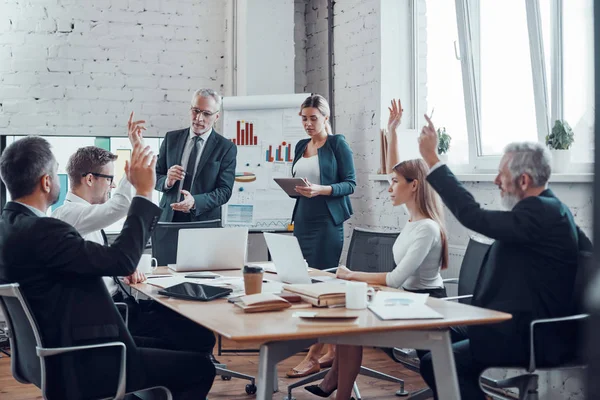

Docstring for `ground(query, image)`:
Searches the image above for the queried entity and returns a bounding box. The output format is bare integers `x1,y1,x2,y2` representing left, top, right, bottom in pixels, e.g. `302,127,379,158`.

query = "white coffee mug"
137,254,158,274
345,281,375,310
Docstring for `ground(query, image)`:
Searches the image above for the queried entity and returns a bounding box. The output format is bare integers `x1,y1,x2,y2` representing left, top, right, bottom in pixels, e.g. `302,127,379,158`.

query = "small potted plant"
545,119,574,173
437,127,451,163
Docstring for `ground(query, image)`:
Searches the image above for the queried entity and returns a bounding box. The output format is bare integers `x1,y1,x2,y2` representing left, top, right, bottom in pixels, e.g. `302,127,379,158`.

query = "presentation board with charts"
221,93,311,231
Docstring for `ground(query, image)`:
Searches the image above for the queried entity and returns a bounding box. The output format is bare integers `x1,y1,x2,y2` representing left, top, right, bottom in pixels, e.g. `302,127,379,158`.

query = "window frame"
425,0,594,173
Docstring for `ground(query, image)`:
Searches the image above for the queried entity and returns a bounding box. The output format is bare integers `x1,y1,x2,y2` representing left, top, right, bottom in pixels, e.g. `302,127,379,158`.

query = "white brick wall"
0,0,227,137
304,0,330,97
294,0,307,93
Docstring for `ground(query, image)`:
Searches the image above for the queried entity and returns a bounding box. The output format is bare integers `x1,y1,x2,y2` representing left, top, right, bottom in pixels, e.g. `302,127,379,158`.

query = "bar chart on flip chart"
222,93,310,231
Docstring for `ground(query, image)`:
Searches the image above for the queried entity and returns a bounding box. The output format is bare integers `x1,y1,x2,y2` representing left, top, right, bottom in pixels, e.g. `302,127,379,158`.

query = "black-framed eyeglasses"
190,107,218,118
83,172,114,184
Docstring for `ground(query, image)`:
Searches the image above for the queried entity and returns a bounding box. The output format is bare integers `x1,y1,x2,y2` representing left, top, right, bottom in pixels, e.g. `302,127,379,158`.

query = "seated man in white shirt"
51,115,217,358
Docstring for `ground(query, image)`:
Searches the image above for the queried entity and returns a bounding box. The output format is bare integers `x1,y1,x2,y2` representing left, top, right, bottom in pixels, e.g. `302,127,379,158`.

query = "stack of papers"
368,291,443,320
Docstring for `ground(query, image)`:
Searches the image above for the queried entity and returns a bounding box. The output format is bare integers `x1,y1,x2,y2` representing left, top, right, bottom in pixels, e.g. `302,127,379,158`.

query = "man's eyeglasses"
83,172,114,184
190,107,218,118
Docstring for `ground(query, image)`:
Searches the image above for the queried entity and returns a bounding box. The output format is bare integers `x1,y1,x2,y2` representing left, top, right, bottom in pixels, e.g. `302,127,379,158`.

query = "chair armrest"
114,302,129,327
528,313,589,372
442,278,459,284
442,294,473,302
37,341,127,400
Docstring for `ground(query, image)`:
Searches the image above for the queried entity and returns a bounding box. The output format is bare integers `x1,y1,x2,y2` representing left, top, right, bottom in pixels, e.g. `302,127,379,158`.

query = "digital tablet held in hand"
158,282,232,301
273,178,309,197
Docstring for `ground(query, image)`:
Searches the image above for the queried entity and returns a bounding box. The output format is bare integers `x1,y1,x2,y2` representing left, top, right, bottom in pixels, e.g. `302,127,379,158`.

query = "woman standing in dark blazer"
291,94,356,270
286,94,356,378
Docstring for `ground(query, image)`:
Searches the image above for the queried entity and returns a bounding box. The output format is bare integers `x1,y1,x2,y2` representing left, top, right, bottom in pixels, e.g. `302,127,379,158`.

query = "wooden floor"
0,345,430,400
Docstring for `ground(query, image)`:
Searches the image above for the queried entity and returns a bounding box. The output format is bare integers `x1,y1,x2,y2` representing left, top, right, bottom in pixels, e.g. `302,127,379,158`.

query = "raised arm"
63,177,134,236
386,98,403,172
43,141,161,277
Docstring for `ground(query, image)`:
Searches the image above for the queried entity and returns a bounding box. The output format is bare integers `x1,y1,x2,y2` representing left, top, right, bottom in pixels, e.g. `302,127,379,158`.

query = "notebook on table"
233,293,292,313
282,283,346,307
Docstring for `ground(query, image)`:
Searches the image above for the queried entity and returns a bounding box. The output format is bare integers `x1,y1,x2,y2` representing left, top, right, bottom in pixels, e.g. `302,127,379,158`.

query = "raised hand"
418,114,440,167
125,141,157,199
387,99,403,133
127,111,146,147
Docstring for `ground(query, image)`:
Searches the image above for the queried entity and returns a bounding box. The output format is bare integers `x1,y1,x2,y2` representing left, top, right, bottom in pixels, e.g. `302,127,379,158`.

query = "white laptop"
263,233,345,284
170,227,248,272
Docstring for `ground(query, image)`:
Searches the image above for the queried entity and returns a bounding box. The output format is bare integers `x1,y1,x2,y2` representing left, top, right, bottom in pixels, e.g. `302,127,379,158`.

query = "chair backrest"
574,251,594,313
0,283,44,387
346,227,402,273
457,237,492,304
151,219,222,265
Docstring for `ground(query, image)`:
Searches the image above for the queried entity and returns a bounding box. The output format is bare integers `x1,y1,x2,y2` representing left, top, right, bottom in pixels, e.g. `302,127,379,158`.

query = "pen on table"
146,275,173,279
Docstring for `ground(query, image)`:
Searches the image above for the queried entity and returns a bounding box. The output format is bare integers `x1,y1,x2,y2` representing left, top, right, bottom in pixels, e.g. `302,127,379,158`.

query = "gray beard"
500,193,520,210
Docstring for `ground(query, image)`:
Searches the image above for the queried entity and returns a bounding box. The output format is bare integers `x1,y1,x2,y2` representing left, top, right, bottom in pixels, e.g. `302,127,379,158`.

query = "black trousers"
418,326,488,400
130,347,216,400
67,341,216,400
114,292,216,353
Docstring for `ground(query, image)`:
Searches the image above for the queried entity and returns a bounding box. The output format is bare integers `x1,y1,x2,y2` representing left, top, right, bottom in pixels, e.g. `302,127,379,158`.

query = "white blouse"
292,155,321,185
386,219,445,290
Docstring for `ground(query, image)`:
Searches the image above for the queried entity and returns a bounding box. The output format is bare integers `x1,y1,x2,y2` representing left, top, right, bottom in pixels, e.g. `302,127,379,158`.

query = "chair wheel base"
221,375,232,381
245,384,257,395
396,389,409,396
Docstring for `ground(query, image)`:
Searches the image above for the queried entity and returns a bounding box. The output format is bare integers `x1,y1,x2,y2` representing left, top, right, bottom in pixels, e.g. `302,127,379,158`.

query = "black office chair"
0,282,172,400
151,219,222,266
286,227,407,400
479,251,591,400
441,235,491,304
399,235,492,400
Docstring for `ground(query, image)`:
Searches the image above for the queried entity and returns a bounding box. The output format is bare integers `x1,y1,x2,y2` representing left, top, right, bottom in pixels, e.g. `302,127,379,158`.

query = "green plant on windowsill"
437,127,451,155
545,119,574,150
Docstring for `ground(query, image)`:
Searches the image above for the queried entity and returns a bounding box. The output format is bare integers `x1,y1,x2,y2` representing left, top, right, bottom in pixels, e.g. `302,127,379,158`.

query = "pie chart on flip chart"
235,172,257,183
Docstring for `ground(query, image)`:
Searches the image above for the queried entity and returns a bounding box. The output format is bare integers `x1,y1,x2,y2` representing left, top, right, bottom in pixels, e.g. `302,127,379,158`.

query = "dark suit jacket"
155,128,237,222
427,165,589,366
0,198,161,398
291,134,356,225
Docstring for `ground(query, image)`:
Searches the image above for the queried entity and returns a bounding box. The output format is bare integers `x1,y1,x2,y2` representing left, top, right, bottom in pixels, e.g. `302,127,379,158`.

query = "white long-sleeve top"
386,219,444,290
51,177,134,296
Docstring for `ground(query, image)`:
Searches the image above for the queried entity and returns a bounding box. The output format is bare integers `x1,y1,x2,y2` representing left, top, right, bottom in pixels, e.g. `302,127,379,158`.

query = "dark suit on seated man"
155,88,236,223
0,137,215,400
416,115,591,400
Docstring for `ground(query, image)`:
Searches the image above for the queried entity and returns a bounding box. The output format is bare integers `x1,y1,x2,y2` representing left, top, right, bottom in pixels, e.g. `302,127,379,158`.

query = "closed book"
234,293,291,313
282,283,346,307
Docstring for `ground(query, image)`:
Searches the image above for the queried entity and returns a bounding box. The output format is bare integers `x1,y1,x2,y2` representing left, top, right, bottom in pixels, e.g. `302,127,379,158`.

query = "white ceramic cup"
137,254,158,274
345,281,375,310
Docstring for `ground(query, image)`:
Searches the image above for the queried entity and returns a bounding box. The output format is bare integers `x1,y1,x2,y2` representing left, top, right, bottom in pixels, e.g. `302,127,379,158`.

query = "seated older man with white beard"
416,114,592,400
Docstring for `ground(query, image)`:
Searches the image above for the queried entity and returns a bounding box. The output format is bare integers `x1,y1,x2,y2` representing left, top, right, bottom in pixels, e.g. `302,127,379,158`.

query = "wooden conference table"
130,265,511,400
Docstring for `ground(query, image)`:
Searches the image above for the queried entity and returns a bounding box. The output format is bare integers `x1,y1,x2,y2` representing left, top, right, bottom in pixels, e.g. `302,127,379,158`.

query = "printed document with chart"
368,291,443,320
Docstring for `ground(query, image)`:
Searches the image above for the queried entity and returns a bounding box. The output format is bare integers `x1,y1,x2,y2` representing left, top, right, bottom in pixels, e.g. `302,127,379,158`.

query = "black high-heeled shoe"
304,384,336,398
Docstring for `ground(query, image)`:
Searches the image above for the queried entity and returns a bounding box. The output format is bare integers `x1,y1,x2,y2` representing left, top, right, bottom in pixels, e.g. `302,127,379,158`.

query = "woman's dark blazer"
291,134,356,225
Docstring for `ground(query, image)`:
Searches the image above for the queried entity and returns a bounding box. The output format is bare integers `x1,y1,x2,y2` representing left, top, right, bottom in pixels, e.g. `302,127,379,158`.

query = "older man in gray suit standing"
155,88,237,223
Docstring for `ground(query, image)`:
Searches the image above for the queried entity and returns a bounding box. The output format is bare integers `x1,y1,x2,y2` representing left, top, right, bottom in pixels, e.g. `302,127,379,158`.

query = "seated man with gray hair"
416,115,591,400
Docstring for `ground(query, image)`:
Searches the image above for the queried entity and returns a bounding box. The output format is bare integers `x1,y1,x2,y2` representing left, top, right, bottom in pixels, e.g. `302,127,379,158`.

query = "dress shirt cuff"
134,195,154,203
427,161,445,175
164,180,173,190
